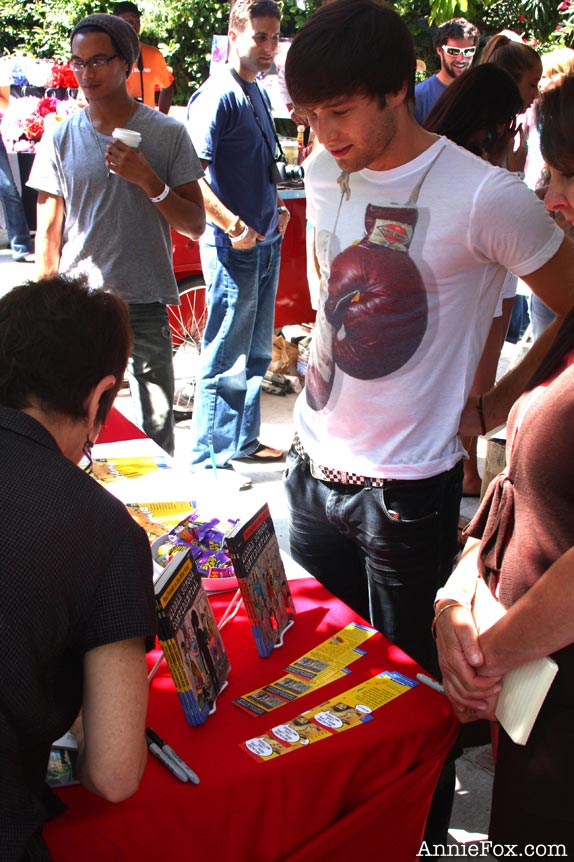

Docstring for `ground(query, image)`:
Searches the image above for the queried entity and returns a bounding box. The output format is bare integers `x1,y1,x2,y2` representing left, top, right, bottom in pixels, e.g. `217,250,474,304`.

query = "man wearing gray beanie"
28,13,205,455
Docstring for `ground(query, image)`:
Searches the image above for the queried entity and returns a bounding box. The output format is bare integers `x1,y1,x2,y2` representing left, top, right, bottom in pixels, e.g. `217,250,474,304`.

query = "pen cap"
145,727,163,747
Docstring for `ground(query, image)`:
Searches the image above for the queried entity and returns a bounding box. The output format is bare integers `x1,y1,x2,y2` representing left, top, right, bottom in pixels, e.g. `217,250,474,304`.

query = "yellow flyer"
234,622,377,717
285,622,377,681
241,671,418,763
92,456,170,483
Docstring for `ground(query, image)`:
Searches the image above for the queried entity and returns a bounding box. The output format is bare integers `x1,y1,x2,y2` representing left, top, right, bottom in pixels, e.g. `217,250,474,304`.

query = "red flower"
24,115,44,141
49,61,79,89
36,97,58,117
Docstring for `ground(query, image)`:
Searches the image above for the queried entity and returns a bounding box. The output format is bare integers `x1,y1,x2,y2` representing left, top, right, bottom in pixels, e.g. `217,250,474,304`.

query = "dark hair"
112,1,141,16
285,0,416,108
479,34,541,84
538,74,574,174
0,275,132,426
424,65,522,158
229,0,280,32
434,17,479,50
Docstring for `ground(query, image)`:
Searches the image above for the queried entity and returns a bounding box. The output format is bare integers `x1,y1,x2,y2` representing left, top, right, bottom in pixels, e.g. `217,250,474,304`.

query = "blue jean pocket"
378,480,440,525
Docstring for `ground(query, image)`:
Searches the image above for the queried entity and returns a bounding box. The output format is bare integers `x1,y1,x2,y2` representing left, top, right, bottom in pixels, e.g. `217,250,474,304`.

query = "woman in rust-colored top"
433,76,574,853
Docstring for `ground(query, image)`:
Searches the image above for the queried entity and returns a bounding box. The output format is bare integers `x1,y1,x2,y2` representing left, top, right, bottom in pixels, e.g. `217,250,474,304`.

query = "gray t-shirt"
28,103,203,305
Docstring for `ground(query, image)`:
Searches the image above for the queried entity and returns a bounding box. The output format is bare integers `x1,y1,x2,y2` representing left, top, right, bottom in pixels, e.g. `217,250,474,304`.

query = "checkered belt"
292,433,386,488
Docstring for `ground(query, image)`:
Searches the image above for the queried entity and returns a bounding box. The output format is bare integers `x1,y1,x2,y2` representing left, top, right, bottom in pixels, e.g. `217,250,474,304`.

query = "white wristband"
230,224,249,243
150,184,170,203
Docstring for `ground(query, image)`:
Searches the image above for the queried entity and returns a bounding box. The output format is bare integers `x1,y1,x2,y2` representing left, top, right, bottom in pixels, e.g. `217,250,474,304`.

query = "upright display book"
225,503,295,657
154,549,230,726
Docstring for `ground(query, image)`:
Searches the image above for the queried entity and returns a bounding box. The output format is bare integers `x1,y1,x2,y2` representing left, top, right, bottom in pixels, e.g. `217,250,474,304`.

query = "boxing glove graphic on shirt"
305,203,428,410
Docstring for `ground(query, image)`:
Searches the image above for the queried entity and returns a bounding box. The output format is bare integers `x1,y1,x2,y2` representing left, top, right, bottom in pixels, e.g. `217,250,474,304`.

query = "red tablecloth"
96,406,147,444
44,579,458,862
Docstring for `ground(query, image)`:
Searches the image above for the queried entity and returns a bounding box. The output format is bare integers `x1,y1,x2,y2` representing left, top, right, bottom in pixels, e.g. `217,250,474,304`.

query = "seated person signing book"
0,276,156,862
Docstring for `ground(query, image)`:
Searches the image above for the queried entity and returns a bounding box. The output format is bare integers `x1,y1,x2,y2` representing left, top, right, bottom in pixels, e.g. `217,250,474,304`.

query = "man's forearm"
200,178,239,233
482,312,564,430
34,228,61,277
158,84,173,115
34,192,64,277
0,85,9,112
151,184,205,241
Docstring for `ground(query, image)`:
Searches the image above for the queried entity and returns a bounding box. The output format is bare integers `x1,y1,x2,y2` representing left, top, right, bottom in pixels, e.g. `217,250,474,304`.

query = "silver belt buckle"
310,460,331,482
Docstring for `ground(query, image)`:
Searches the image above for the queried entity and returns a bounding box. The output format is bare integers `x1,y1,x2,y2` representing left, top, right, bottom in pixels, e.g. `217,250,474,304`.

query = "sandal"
234,442,285,463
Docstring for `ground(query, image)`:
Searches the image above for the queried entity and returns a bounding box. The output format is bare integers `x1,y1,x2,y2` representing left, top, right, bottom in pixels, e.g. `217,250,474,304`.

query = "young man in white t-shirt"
284,3,573,838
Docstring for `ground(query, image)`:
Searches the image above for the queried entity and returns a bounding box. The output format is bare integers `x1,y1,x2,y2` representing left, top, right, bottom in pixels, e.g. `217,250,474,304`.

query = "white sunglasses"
442,46,476,58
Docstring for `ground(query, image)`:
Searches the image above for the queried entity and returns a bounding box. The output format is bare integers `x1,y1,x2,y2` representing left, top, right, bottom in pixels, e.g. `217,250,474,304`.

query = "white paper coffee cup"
112,128,141,148
109,128,141,174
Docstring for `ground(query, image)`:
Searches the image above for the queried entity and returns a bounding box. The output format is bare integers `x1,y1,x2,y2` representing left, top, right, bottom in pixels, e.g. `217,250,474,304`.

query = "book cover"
225,503,295,658
154,549,230,726
46,732,80,787
47,747,80,787
126,501,197,540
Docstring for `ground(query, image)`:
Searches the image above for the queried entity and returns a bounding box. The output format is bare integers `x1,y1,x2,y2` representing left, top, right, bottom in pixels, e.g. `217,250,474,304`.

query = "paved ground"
0,244,499,858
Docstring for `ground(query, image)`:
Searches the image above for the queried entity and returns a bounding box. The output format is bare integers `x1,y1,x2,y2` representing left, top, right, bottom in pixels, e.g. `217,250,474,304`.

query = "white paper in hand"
495,656,558,746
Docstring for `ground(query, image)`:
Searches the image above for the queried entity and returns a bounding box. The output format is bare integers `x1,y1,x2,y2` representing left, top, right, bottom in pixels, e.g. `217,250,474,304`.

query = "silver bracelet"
149,183,170,203
230,224,249,243
277,206,289,215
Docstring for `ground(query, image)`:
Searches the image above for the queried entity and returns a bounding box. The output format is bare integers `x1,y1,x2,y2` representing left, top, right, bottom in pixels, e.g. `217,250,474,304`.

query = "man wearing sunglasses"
413,17,479,123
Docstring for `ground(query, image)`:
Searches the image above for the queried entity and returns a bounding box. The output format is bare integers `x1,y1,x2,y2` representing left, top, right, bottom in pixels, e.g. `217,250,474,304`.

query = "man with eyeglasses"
413,17,479,123
185,0,290,471
28,13,205,456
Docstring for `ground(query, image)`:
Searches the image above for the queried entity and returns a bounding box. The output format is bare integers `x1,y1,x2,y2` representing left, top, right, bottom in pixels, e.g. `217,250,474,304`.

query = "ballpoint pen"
416,673,445,694
146,727,200,785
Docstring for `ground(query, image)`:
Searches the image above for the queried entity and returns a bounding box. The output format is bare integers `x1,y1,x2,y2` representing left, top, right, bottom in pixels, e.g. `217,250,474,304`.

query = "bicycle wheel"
168,276,207,350
168,277,208,417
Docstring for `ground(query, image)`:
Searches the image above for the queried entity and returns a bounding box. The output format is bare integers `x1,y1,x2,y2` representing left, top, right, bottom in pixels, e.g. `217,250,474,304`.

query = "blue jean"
284,449,463,677
190,237,282,468
505,294,530,344
127,303,175,455
0,137,33,258
530,293,555,342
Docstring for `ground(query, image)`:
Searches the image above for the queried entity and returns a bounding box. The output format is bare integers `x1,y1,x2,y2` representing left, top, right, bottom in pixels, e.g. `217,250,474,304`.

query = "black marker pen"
146,727,200,785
